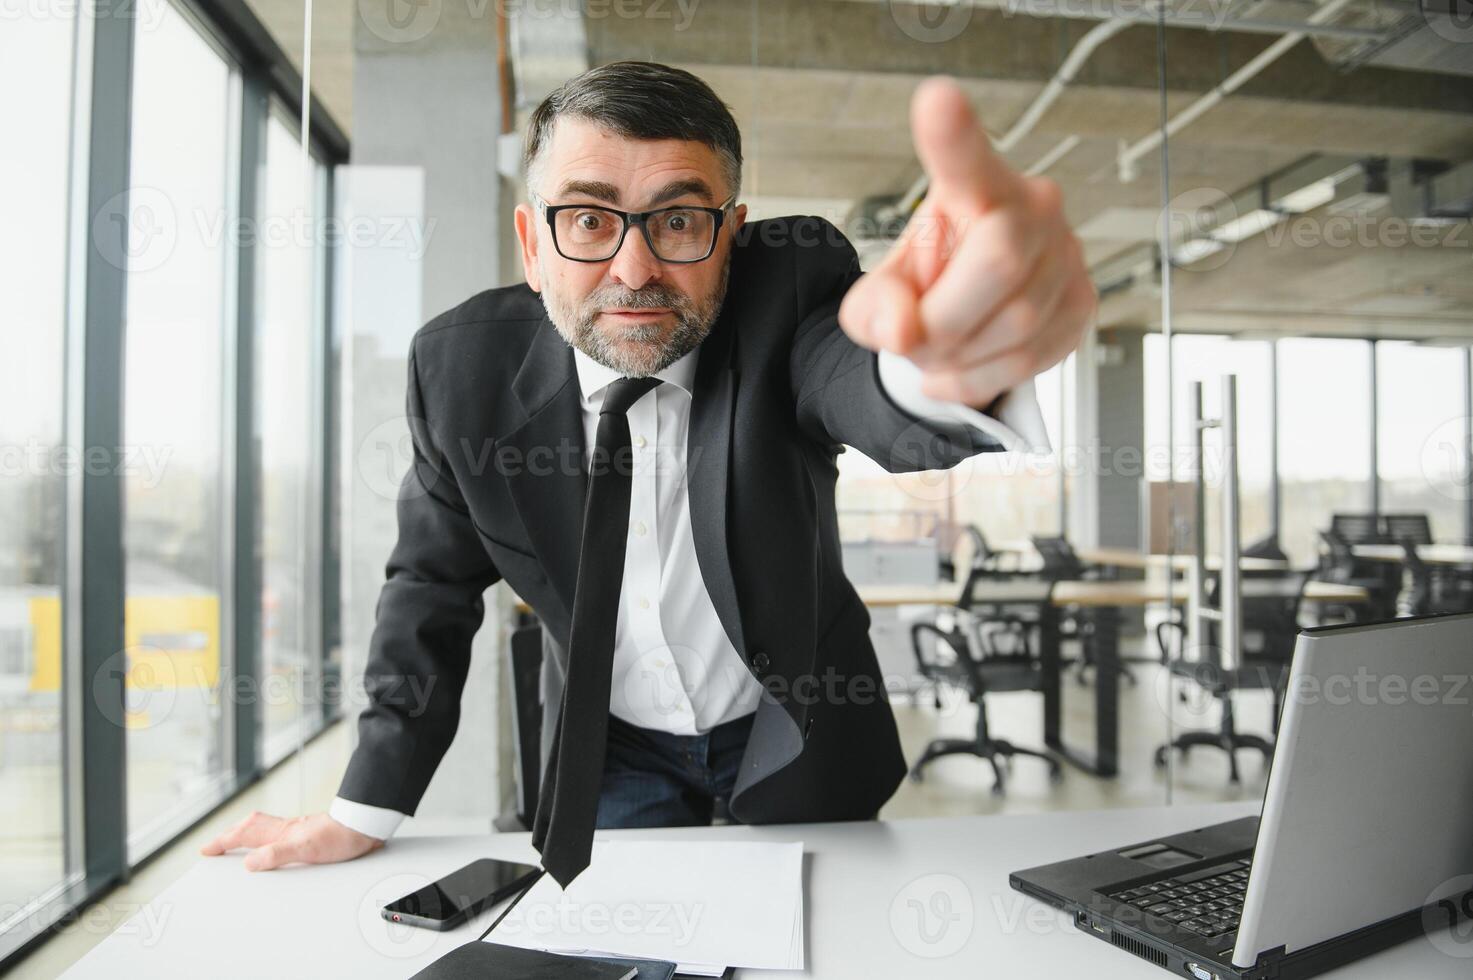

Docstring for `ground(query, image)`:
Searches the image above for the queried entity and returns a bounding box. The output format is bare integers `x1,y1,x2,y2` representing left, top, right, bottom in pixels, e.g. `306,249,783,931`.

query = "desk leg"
1040,603,1062,748
1042,604,1121,778
1091,606,1120,777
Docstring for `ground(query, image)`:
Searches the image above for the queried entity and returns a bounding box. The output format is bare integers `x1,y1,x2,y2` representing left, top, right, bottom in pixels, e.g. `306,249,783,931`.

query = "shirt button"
638,597,650,610
752,651,770,674
633,520,647,536
633,434,647,448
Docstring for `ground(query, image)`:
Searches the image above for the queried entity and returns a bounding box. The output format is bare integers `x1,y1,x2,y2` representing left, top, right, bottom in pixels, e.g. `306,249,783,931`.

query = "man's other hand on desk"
199,811,383,871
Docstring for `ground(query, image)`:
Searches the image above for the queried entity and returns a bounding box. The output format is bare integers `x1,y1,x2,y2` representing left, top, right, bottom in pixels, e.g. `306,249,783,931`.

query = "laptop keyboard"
1107,859,1251,940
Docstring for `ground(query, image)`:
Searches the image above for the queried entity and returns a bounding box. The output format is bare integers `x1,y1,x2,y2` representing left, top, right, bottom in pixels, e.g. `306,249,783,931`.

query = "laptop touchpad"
1118,842,1201,870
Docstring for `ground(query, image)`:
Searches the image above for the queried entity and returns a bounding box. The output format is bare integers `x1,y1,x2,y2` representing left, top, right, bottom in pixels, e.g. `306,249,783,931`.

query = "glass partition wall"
1149,13,1473,804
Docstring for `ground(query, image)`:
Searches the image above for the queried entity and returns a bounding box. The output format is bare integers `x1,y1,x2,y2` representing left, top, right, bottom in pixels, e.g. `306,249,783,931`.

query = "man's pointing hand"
839,77,1095,410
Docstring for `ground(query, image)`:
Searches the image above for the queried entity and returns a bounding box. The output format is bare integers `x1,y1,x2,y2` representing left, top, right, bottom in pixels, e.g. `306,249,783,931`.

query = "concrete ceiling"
243,0,354,132
244,0,1473,340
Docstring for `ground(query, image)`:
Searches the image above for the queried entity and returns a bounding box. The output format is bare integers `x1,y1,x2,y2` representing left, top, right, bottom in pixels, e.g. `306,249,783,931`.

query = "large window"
947,355,1073,543
834,357,1073,557
123,0,237,857
1376,342,1467,541
1144,335,1468,564
1277,338,1374,564
0,0,344,966
257,110,327,765
0,1,82,930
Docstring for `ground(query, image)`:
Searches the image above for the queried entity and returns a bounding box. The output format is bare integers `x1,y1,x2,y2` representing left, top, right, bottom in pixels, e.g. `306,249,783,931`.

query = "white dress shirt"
330,345,1048,840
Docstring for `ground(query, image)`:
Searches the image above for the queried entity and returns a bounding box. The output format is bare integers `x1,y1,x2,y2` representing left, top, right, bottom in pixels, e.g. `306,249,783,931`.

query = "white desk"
62,802,1462,978
1353,542,1473,566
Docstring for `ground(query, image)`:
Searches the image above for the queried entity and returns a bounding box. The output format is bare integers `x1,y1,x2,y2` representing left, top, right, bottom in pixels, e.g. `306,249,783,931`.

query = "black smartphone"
380,858,541,931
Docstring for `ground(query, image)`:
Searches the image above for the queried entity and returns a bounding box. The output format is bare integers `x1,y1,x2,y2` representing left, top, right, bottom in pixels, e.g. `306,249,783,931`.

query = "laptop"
1010,611,1473,980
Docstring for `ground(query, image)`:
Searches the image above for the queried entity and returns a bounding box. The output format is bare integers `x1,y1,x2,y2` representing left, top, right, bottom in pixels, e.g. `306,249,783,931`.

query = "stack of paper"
485,839,805,975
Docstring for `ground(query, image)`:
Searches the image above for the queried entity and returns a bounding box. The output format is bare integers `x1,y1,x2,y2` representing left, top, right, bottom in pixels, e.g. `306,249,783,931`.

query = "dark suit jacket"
337,216,1004,826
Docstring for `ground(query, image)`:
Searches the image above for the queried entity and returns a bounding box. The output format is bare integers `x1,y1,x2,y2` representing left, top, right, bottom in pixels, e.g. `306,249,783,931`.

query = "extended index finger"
910,77,1019,210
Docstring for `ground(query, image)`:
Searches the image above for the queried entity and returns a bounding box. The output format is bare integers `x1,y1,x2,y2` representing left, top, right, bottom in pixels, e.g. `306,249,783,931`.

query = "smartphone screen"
383,858,540,926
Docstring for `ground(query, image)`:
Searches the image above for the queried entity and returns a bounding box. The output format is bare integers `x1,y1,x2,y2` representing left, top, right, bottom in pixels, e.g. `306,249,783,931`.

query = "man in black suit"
203,62,1092,878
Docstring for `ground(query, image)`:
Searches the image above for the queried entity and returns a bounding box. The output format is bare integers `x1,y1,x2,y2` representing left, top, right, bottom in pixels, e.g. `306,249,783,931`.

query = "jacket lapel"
498,317,587,619
686,312,747,658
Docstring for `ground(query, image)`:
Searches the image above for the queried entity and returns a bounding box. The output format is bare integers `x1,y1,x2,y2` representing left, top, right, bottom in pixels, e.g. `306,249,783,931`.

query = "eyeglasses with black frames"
530,190,737,264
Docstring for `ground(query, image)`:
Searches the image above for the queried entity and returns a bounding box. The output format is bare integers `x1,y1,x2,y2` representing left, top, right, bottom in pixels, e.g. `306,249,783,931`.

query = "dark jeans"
595,710,756,829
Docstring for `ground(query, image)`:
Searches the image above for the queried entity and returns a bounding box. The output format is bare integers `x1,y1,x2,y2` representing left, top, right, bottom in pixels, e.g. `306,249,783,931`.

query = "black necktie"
532,374,664,888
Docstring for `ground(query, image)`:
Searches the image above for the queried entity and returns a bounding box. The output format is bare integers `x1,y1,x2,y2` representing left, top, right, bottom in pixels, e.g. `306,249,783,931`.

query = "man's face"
515,117,747,377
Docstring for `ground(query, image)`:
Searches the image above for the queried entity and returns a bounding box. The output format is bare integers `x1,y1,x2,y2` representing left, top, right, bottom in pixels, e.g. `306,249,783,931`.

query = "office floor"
11,636,1270,978
882,645,1272,820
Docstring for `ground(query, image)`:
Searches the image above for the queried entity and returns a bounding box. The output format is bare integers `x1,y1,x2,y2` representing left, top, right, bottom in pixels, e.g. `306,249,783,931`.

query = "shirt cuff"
329,796,406,840
876,349,1051,453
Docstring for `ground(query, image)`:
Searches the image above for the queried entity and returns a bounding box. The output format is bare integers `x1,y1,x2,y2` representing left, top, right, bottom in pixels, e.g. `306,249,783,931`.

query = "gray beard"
539,260,730,377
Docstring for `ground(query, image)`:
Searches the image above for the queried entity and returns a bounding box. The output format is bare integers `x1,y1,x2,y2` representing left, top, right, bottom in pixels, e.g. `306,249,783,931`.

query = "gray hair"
523,61,742,201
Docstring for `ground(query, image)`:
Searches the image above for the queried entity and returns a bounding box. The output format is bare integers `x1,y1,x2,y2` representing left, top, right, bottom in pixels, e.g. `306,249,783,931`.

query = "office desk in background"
984,542,1297,574
1352,542,1473,566
60,802,1461,979
861,578,1368,778
855,579,1368,608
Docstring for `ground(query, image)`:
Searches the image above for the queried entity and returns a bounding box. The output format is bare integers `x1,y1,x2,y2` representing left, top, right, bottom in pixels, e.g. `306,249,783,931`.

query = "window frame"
0,0,347,967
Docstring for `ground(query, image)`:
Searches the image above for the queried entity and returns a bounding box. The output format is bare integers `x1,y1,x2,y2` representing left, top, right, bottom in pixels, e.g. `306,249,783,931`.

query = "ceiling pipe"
1116,0,1360,182
991,0,1383,41
837,0,1390,41
884,17,1130,225
1026,134,1082,176
1000,18,1134,154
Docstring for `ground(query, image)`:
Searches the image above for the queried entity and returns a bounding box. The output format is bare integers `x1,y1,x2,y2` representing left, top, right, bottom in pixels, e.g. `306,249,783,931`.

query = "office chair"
1031,535,1094,581
938,524,1022,582
1330,512,1386,546
1030,535,1135,687
1382,512,1433,547
1316,528,1397,621
494,623,544,832
1242,533,1289,564
908,611,1061,794
1398,542,1473,617
1153,572,1308,783
903,555,1046,713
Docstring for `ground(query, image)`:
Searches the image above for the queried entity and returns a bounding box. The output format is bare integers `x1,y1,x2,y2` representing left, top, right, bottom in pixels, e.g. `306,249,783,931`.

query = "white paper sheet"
485,839,805,974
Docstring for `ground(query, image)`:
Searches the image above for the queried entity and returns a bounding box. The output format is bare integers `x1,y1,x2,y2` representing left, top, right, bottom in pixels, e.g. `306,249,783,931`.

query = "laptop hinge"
1247,944,1287,979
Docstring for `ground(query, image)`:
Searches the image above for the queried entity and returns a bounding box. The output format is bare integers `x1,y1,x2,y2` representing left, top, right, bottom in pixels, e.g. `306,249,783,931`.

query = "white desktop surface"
61,801,1466,978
